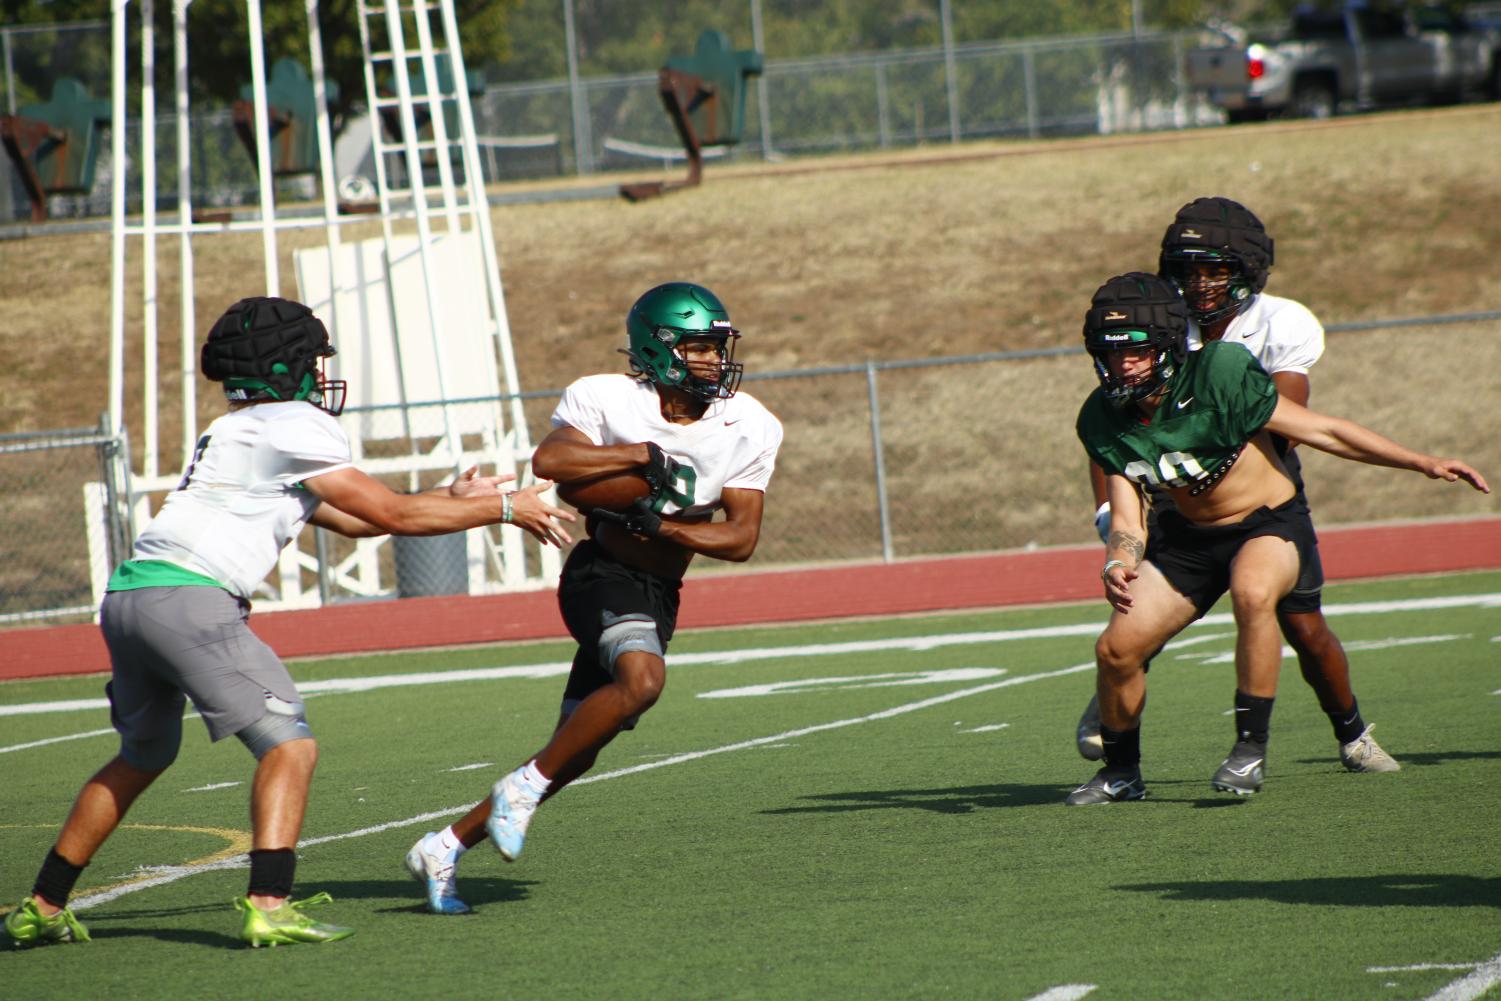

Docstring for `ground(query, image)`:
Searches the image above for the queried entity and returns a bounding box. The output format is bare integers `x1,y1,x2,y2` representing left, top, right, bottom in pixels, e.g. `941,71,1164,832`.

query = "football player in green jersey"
1066,273,1487,805
1078,197,1400,774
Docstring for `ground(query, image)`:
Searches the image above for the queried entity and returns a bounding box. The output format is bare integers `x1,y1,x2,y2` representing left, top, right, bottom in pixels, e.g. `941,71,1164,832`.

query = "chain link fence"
4,316,1500,627
0,421,133,626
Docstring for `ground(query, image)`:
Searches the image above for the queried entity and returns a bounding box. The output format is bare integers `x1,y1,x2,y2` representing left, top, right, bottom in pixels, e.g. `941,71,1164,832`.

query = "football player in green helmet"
405,282,784,915
1068,272,1488,807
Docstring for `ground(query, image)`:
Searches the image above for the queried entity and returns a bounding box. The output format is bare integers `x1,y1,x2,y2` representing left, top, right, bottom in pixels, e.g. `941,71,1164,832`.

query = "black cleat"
1065,765,1147,805
1211,740,1267,795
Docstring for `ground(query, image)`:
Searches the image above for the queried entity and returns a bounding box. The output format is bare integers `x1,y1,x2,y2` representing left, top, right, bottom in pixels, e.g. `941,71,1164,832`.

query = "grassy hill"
1,104,1497,559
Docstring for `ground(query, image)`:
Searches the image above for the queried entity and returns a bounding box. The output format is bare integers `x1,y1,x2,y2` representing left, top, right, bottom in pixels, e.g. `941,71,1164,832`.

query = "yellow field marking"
0,823,252,915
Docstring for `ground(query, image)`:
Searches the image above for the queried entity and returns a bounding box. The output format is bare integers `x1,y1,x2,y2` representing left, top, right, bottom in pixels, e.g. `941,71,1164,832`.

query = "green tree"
2,0,517,131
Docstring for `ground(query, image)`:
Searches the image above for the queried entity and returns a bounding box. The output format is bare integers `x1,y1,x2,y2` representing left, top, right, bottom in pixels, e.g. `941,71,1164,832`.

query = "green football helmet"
623,283,743,401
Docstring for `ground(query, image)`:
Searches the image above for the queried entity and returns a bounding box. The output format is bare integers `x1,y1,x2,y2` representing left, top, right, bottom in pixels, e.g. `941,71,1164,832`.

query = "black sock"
1101,725,1141,768
1234,690,1275,745
247,848,297,900
1327,697,1365,745
33,848,87,909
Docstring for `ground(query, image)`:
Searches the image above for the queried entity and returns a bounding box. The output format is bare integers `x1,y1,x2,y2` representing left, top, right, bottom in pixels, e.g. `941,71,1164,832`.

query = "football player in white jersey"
1077,197,1401,775
5,297,573,949
405,282,783,915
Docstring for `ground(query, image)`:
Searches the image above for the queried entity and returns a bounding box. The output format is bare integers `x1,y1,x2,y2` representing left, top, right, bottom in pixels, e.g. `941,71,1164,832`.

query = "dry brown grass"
2,104,1498,561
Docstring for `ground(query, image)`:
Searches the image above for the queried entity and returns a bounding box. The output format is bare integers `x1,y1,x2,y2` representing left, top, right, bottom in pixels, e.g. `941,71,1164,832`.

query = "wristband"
502,492,514,524
1101,559,1127,582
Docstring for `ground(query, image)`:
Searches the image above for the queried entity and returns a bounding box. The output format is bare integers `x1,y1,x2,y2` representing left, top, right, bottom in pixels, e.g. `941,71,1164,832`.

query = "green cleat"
234,892,354,948
5,898,91,947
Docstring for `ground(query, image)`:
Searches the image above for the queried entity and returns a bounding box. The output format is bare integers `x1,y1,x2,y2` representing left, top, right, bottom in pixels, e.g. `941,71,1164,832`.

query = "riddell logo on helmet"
711,320,732,329
1105,311,1127,321
1102,332,1134,342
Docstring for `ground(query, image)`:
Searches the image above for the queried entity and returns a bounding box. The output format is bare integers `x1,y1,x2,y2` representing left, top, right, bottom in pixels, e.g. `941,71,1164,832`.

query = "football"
556,471,651,513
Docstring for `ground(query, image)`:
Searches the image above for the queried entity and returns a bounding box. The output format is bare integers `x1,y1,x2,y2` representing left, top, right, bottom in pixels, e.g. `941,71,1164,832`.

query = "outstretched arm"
303,466,575,544
1264,398,1489,493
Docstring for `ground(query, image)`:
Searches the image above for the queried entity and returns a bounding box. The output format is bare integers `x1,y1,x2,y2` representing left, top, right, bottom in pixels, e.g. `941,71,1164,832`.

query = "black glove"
590,497,664,538
638,442,681,503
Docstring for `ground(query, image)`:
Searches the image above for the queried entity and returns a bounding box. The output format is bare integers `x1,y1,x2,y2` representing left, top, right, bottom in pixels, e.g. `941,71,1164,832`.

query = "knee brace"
597,612,662,676
235,692,313,759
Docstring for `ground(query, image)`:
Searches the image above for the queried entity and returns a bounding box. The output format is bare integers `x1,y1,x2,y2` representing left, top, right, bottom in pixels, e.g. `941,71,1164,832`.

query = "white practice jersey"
132,402,352,599
551,374,783,517
1186,292,1324,374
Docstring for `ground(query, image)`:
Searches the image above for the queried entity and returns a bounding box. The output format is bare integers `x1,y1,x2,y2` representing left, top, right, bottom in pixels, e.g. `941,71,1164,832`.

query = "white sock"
429,827,466,859
519,760,550,796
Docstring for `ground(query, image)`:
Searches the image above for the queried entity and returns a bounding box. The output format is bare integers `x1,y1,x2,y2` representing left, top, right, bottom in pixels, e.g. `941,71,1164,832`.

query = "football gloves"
638,442,682,504
590,497,663,538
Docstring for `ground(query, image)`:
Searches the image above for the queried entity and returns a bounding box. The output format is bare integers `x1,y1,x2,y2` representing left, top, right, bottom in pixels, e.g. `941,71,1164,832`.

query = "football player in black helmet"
5,296,573,949
1158,195,1274,329
1080,198,1409,777
1070,272,1488,806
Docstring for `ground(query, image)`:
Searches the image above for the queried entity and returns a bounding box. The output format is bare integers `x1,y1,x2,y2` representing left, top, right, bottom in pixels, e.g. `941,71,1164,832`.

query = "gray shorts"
100,587,307,766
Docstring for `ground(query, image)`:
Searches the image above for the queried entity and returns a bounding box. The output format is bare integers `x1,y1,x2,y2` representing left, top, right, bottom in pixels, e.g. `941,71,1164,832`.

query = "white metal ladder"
353,0,552,587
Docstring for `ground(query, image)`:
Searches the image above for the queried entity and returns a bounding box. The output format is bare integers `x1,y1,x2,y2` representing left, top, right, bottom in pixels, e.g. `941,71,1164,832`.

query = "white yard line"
0,727,118,755
64,660,1093,912
6,590,1498,726
1424,952,1501,1001
1024,986,1096,1001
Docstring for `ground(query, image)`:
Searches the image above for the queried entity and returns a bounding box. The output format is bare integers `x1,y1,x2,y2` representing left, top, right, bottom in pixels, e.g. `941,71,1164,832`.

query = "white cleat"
1340,724,1401,773
487,768,542,862
405,833,470,915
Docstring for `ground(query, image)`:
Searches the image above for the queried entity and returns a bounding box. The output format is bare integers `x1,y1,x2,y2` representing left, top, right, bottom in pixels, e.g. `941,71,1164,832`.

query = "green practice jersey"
1077,340,1279,493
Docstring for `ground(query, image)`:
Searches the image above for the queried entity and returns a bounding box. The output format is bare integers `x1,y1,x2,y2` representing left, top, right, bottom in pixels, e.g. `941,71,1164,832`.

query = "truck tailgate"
1185,46,1249,89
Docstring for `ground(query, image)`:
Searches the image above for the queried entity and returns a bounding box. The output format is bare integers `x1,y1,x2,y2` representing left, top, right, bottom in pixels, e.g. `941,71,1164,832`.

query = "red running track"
2,516,1497,682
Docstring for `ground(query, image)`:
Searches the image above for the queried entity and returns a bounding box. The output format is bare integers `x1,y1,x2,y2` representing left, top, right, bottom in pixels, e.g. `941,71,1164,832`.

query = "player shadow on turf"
1117,874,1501,911
311,876,536,913
759,783,1062,814
72,904,247,948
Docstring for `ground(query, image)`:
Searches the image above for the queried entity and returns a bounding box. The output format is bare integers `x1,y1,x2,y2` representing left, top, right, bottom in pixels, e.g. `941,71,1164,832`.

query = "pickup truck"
1186,4,1501,121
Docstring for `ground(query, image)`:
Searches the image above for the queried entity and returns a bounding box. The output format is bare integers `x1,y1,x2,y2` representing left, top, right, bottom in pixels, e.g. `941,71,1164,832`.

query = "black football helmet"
1158,196,1274,325
200,296,347,416
1083,272,1189,409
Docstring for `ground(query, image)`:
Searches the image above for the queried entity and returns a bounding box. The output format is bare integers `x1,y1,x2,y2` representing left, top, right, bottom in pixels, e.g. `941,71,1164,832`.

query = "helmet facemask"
623,283,743,401
203,297,347,416
1158,196,1273,327
1088,330,1181,409
1161,249,1256,326
1083,273,1190,410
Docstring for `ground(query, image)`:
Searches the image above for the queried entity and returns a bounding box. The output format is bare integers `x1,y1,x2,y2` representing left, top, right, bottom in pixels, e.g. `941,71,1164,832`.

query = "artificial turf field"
2,569,1499,1000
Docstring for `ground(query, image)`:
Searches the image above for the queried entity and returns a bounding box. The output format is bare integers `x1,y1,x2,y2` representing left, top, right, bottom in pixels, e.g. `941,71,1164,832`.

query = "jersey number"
176,434,212,491
650,465,697,512
1123,450,1205,488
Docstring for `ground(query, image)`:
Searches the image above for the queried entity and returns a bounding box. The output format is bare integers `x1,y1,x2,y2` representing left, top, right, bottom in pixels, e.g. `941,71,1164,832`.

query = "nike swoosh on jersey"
1176,397,1195,409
